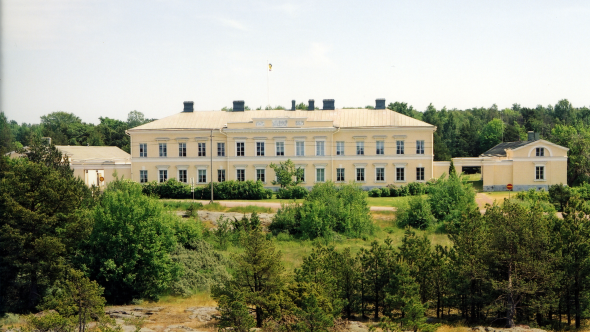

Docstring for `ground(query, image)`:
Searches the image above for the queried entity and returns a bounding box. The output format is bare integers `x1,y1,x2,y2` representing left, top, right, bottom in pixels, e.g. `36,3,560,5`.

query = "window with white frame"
276,142,285,156
376,141,384,155
236,169,245,181
198,142,206,156
140,170,148,183
256,142,265,156
356,168,365,182
159,169,168,182
296,141,305,156
296,167,305,182
178,169,187,183
416,167,425,181
536,147,545,157
336,168,345,182
236,142,245,156
139,143,147,157
198,169,207,183
159,143,167,157
256,169,266,182
316,141,325,156
416,140,425,154
179,143,186,157
218,142,225,157
536,166,545,180
356,141,365,155
396,167,405,181
396,141,405,155
218,169,226,182
376,167,385,181
316,168,325,182
336,141,345,155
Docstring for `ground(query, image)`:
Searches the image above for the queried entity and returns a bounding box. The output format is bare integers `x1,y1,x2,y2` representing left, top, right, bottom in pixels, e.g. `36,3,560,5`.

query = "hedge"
142,179,273,200
368,181,432,198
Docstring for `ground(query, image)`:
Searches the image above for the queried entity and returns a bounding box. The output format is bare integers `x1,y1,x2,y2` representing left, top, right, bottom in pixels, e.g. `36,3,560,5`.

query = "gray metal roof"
480,141,534,157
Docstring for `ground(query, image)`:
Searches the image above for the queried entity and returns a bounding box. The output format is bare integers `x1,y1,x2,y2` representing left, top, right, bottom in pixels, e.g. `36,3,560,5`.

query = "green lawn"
162,196,410,208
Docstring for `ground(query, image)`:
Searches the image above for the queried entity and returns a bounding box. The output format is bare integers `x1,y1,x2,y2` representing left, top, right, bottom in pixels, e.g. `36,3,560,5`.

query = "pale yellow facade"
56,146,131,188
127,108,436,190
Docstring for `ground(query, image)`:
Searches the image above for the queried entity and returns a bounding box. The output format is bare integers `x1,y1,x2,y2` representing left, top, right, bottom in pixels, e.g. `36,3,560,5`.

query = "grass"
367,196,414,208
161,200,275,213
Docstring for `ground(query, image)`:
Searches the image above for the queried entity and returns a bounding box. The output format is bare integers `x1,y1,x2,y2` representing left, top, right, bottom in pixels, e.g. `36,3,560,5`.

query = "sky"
2,0,590,124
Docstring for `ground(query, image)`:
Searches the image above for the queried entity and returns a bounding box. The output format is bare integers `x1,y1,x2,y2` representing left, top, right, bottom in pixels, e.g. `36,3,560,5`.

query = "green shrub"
397,195,436,229
142,180,271,200
380,187,390,197
369,188,381,197
427,173,477,224
186,202,203,218
276,186,308,199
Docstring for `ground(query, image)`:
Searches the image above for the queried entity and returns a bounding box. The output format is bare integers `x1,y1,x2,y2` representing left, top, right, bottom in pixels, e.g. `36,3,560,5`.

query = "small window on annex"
536,147,545,157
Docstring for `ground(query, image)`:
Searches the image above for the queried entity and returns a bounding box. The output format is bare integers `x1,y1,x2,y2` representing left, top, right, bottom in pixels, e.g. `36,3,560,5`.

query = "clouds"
217,18,248,31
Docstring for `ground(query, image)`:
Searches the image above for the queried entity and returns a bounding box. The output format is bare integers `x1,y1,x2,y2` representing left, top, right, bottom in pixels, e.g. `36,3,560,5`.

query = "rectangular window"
376,167,385,181
396,141,405,155
296,141,305,156
236,169,245,182
198,142,206,157
256,169,266,182
179,143,186,157
316,168,325,182
416,140,425,155
198,169,207,183
276,142,285,156
416,167,425,181
178,169,187,183
536,147,545,157
396,167,405,181
316,141,325,156
336,141,345,155
356,168,365,182
356,141,365,155
140,170,148,183
236,142,245,156
218,169,226,182
159,169,167,183
297,168,305,182
139,143,147,158
536,166,545,180
376,141,384,155
218,143,225,157
159,143,167,157
257,142,265,156
336,168,345,182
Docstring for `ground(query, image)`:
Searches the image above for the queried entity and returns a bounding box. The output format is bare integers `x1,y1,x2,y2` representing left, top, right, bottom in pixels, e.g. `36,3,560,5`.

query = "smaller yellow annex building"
125,99,569,192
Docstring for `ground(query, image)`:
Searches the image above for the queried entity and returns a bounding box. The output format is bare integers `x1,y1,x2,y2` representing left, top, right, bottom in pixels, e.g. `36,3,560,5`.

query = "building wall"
71,164,131,187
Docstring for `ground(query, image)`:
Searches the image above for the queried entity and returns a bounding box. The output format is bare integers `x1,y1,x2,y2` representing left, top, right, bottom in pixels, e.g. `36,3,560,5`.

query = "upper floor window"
198,142,206,157
316,141,325,156
276,142,285,156
356,141,365,155
536,147,545,157
218,143,225,157
336,141,345,155
139,143,147,157
159,143,167,157
256,142,265,156
376,141,384,155
178,143,186,157
396,141,405,155
296,141,305,156
416,140,425,155
236,142,245,156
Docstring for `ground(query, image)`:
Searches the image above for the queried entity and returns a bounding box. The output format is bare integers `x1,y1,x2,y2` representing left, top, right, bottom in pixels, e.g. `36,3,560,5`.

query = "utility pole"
210,129,214,203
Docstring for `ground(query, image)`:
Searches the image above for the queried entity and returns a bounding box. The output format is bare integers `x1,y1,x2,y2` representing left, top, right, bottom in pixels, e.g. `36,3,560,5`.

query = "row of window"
141,140,426,158
141,166,426,184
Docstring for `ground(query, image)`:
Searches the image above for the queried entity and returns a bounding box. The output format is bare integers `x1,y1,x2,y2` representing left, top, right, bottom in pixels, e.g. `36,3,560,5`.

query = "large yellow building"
126,100,569,192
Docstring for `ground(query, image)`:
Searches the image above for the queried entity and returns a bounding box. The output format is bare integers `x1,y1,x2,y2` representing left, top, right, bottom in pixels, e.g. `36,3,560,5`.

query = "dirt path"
188,200,396,211
475,193,494,214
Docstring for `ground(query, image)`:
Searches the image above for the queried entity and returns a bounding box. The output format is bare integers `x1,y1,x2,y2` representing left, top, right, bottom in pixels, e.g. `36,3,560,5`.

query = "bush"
397,196,436,229
369,188,381,197
276,186,308,199
380,187,390,197
427,173,477,224
143,180,271,200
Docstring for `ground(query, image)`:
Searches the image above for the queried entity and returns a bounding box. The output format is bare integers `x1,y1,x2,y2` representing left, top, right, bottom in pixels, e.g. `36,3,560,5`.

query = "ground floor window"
336,168,345,182
376,167,385,181
159,170,167,183
356,168,365,182
316,168,325,182
198,169,207,183
396,167,405,181
536,166,545,180
257,169,266,182
218,169,226,182
237,169,245,182
178,169,187,183
416,167,425,181
140,170,148,183
297,168,305,182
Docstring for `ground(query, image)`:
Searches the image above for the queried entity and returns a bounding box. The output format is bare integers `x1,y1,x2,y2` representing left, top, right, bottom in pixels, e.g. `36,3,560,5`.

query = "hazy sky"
2,0,589,124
